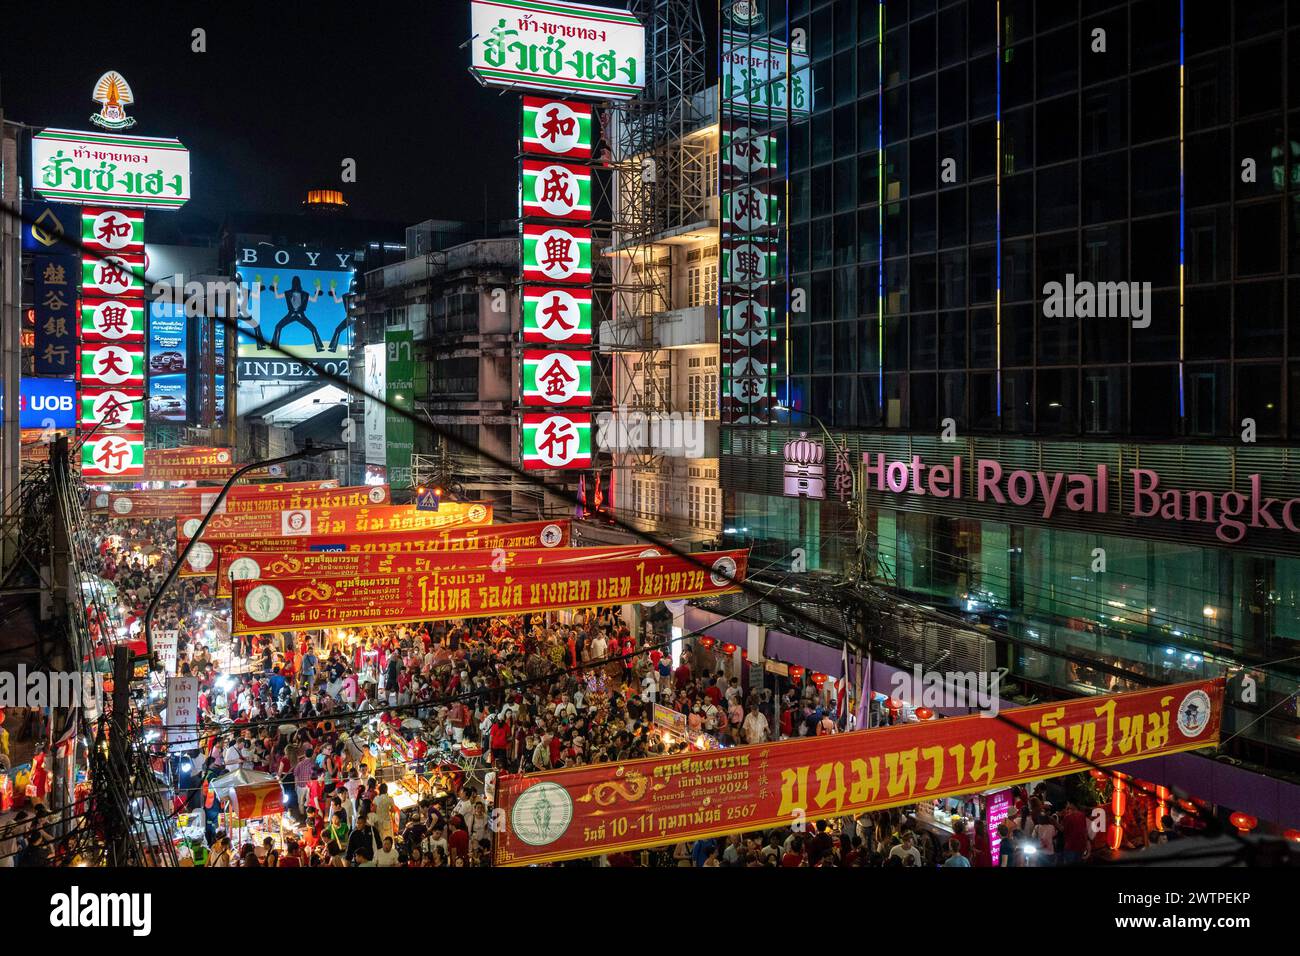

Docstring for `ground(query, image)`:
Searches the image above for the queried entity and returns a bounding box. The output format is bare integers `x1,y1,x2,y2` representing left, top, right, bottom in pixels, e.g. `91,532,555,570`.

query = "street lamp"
142,439,342,660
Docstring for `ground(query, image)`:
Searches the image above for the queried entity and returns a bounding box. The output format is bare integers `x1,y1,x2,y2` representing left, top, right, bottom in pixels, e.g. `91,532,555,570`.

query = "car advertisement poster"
148,299,187,422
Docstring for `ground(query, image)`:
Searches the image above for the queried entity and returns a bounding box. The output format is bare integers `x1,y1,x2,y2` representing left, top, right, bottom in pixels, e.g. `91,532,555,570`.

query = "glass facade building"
718,0,1300,775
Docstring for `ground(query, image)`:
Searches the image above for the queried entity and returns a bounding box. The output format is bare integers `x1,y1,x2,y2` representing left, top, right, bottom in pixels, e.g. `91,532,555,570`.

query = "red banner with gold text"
102,482,376,518
178,519,571,576
231,548,749,634
176,501,492,544
215,544,662,598
493,678,1225,866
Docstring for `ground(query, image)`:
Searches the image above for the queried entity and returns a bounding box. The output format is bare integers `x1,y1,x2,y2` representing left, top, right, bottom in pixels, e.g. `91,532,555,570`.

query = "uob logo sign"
18,379,76,429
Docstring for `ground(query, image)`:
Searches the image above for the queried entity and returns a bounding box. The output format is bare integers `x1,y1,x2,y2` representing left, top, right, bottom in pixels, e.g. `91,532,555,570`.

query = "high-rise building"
717,0,1300,778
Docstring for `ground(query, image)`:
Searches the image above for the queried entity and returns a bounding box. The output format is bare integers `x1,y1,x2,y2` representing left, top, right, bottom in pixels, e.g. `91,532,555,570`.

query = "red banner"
178,520,571,576
214,544,661,598
493,678,1226,866
143,446,284,482
99,481,356,518
176,502,492,543
233,784,284,820
231,548,749,634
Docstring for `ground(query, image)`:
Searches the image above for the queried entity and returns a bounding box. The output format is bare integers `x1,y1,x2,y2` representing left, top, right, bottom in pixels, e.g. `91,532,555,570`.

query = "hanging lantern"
1228,812,1258,832
740,649,748,660
915,707,934,720
811,672,828,688
1283,829,1300,843
788,665,804,681
721,642,738,655
885,697,902,710
699,636,715,649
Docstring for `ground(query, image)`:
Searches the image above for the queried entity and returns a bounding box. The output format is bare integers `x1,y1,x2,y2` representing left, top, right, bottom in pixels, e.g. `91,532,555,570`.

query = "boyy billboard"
233,242,354,413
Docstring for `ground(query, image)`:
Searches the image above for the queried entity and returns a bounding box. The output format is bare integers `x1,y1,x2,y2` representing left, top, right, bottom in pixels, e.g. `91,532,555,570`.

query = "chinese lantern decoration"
1283,829,1300,843
699,636,715,649
0,708,6,726
740,649,748,660
721,642,737,655
788,665,804,682
811,672,828,689
915,707,934,720
1229,812,1257,832
885,697,902,711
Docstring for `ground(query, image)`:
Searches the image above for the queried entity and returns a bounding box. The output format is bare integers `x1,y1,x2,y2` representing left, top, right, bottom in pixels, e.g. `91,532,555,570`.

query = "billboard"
32,128,191,209
385,330,414,489
232,243,354,414
147,300,187,422
81,433,145,480
470,0,645,101
21,200,79,254
80,387,146,431
364,343,386,465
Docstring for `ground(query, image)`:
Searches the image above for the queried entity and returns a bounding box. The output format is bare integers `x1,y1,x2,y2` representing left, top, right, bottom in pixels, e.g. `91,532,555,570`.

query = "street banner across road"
176,501,492,543
231,548,749,634
493,678,1226,866
99,481,342,518
142,446,283,483
214,544,661,598
178,519,572,576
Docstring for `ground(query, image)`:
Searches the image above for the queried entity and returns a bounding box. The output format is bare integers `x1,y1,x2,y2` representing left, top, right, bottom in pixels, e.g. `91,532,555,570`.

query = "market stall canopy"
209,768,276,804
233,783,284,820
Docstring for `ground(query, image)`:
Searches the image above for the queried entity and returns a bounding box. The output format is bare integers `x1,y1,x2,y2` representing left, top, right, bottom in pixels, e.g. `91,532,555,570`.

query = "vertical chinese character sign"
720,25,803,426
517,93,600,471
78,207,145,480
33,254,78,376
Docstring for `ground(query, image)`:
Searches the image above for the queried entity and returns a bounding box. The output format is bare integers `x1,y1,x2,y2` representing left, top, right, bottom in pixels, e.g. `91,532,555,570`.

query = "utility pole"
107,644,133,866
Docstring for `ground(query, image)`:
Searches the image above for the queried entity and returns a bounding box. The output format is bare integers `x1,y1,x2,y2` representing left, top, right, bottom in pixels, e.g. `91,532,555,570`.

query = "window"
687,258,718,308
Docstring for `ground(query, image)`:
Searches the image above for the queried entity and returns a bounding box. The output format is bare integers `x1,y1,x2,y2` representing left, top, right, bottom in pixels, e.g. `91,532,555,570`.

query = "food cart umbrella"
208,768,277,806
401,718,424,729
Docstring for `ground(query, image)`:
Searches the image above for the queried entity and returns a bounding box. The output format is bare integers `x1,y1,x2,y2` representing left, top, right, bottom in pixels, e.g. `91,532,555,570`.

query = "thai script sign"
232,548,748,634
176,502,492,543
494,679,1224,865
33,128,190,209
471,0,645,101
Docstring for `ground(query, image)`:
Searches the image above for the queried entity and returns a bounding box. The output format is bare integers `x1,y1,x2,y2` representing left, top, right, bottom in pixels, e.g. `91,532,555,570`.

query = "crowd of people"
0,507,1187,869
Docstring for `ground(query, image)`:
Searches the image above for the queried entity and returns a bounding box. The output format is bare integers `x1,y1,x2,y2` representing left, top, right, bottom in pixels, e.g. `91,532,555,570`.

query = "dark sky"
2,1,532,229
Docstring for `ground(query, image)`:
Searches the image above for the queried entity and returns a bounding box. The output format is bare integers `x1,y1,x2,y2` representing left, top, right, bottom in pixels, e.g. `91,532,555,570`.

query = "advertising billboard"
470,0,645,101
522,350,591,407
233,243,355,414
147,300,187,422
522,97,593,158
364,343,386,465
385,330,414,489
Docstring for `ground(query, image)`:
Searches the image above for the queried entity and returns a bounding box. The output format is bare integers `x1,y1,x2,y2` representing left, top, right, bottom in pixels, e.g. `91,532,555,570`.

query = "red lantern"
915,707,934,720
1229,812,1258,832
699,635,715,649
811,672,828,688
740,649,748,660
1283,829,1300,843
885,697,902,710
788,665,804,681
721,642,738,655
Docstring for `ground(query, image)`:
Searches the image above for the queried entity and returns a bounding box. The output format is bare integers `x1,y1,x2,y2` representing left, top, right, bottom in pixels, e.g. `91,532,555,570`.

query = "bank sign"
470,0,645,100
863,453,1300,547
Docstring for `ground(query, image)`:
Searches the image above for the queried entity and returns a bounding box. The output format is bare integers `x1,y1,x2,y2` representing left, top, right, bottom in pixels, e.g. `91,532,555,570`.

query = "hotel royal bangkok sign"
860,451,1300,547
32,71,190,209
470,0,646,101
495,678,1224,865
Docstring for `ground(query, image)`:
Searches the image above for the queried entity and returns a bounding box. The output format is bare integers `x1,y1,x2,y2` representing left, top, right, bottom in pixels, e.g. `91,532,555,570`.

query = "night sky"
2,1,530,230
